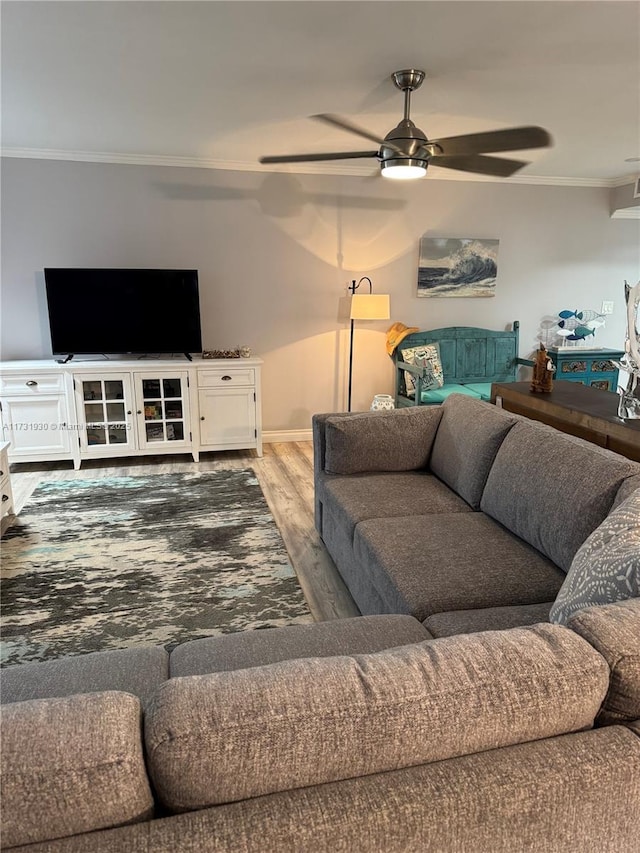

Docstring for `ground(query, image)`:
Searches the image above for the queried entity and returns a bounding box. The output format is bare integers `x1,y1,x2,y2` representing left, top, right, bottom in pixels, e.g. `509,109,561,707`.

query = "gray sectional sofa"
2,393,640,851
1,601,640,852
313,394,640,635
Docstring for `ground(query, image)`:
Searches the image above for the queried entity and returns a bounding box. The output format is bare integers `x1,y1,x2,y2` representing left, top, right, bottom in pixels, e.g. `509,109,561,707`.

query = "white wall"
2,157,639,430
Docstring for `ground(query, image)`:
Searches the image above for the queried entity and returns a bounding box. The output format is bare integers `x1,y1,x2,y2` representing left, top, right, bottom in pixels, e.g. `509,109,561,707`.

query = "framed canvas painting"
417,237,499,297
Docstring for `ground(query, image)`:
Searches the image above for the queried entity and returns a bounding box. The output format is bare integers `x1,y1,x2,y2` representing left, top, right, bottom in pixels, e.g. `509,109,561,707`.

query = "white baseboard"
263,429,313,443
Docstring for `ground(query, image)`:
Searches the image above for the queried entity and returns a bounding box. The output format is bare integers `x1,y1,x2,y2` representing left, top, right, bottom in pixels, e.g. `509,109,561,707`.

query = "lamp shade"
350,293,390,321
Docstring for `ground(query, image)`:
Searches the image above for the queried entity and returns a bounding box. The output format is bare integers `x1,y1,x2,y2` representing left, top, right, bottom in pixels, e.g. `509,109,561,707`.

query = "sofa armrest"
322,407,443,475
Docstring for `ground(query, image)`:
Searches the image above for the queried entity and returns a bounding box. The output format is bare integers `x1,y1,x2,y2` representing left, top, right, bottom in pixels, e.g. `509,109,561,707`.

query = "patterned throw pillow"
549,488,640,625
400,344,444,396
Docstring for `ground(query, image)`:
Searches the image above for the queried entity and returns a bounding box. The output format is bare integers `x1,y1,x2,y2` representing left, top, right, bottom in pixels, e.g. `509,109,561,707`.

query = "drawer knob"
26,380,38,387
200,416,205,420
221,375,232,381
2,494,8,502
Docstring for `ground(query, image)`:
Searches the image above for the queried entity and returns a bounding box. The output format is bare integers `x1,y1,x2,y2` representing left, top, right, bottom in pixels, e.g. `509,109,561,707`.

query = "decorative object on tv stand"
614,280,640,419
370,394,395,412
417,237,499,298
347,277,390,412
553,308,605,346
202,349,241,359
530,344,555,393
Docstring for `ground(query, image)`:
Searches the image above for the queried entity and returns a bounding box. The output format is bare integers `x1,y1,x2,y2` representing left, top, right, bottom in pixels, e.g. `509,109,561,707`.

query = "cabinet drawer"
0,373,65,395
198,368,255,388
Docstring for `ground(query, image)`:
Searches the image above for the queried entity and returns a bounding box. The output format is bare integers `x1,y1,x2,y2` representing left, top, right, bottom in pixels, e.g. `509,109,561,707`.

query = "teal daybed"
393,322,530,407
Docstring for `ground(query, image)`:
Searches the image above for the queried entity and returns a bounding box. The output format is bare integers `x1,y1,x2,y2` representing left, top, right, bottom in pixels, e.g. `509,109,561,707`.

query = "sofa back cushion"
145,624,608,813
567,598,640,725
481,421,637,571
324,407,442,475
0,691,154,848
430,395,517,508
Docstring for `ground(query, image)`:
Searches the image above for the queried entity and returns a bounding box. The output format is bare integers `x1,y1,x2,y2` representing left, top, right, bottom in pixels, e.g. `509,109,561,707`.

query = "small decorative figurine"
530,343,555,393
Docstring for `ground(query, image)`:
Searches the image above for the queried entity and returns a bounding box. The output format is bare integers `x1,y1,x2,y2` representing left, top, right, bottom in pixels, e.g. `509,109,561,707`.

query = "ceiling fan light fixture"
380,160,427,180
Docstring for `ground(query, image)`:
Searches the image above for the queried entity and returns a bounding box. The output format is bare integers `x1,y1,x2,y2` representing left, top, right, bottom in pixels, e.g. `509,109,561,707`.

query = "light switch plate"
601,301,614,315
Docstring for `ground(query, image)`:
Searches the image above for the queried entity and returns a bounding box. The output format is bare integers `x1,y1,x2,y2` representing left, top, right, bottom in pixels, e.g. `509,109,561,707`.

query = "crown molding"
0,146,626,189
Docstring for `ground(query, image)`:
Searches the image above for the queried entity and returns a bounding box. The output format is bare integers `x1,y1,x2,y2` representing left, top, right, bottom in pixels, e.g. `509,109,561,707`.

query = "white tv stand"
0,357,263,469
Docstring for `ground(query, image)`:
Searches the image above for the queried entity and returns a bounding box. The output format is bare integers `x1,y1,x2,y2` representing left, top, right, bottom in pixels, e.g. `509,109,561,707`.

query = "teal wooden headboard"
393,322,524,406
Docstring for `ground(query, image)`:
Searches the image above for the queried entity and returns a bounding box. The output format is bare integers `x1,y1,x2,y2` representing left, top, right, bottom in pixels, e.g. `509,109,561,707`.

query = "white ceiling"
2,0,639,186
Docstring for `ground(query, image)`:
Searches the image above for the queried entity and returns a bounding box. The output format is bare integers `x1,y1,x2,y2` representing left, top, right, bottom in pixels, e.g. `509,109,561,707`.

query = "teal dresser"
548,347,624,392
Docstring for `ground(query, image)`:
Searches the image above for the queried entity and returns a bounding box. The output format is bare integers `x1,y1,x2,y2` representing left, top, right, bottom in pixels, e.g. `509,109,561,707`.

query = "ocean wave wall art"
417,237,499,298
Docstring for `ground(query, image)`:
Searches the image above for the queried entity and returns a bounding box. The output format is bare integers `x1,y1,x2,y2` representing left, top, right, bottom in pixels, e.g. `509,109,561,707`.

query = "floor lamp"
348,278,391,412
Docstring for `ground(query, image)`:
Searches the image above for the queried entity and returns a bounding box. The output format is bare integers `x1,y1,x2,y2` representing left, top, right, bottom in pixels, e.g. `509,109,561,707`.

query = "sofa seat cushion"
170,615,432,677
0,645,169,711
481,420,638,571
567,598,640,725
144,624,608,812
324,407,442,474
424,602,552,637
419,383,482,403
461,382,493,401
0,691,154,848
550,488,640,625
430,395,517,509
322,471,473,541
353,513,565,621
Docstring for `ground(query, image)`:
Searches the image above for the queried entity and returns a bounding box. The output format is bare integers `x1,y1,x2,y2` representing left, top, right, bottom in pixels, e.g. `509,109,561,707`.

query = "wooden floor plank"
3,443,359,622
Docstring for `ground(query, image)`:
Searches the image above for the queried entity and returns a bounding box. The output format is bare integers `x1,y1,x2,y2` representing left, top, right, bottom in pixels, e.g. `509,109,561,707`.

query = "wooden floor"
4,443,360,622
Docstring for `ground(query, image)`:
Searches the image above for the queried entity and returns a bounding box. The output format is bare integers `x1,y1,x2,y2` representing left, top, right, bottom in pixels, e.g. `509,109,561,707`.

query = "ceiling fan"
260,69,552,180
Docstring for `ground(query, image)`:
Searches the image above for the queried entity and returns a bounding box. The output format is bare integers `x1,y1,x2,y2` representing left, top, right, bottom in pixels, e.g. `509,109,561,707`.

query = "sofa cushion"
430,395,517,509
481,420,637,571
144,624,608,812
136,728,640,853
0,691,154,848
419,383,482,403
400,343,444,395
567,598,640,725
170,615,432,676
0,645,169,710
549,489,640,625
353,513,565,621
324,407,442,475
424,602,552,637
322,470,473,540
461,382,493,401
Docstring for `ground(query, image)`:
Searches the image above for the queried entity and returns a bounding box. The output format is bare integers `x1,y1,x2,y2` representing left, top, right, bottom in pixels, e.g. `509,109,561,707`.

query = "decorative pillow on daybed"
400,343,444,396
549,487,640,625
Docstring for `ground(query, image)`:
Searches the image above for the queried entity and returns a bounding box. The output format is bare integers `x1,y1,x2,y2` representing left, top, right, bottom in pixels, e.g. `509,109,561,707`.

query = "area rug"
0,469,312,667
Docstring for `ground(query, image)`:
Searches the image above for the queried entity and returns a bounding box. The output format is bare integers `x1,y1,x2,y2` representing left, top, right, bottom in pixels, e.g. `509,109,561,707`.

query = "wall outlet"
601,300,614,315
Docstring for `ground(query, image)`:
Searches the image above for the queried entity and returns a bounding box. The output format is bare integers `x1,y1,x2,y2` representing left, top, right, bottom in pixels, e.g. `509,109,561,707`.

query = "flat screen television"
44,268,202,361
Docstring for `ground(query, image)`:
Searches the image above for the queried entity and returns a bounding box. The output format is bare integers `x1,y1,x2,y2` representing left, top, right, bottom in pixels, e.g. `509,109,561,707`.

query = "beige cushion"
145,624,608,812
400,343,444,395
568,598,640,725
324,406,442,475
0,691,154,848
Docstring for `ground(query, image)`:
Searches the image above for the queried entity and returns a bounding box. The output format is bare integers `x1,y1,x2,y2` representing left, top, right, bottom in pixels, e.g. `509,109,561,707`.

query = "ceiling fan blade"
311,113,387,147
432,126,552,156
430,154,529,177
260,150,378,164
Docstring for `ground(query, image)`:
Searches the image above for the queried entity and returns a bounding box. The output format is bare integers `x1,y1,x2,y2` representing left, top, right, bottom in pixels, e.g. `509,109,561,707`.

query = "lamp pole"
347,277,372,412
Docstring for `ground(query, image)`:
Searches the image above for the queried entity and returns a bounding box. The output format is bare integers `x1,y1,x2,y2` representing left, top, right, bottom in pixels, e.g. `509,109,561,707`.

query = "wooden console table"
491,380,640,462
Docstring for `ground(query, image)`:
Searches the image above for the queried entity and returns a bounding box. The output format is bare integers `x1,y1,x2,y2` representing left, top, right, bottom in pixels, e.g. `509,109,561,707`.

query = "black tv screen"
44,268,202,357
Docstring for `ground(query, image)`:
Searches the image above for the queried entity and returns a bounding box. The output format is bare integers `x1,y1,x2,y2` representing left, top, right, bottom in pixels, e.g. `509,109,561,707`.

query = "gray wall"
2,157,639,431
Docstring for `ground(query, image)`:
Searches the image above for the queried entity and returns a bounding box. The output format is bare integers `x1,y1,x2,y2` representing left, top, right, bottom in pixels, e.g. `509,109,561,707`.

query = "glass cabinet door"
74,374,135,452
135,373,189,448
